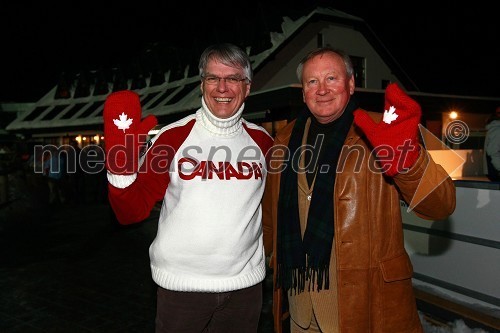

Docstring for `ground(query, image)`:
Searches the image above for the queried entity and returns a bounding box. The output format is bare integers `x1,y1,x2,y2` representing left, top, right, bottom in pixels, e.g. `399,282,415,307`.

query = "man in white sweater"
104,43,273,332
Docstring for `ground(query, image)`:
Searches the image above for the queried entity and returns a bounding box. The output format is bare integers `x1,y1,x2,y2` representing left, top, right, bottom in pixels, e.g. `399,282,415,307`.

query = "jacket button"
307,195,311,201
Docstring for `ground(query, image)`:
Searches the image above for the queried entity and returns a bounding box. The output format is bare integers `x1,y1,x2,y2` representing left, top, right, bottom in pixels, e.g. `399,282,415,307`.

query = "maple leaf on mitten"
353,83,421,176
104,90,157,175
114,112,133,131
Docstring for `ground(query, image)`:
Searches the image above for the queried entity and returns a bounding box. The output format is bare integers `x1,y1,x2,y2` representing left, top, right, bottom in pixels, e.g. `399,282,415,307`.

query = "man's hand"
353,83,421,176
103,90,157,175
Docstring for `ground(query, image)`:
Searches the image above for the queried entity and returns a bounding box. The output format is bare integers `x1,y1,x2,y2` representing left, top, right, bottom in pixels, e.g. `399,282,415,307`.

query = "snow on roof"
6,7,364,132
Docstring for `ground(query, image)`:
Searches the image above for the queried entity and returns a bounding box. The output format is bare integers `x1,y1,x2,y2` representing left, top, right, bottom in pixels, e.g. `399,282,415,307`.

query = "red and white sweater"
107,99,273,292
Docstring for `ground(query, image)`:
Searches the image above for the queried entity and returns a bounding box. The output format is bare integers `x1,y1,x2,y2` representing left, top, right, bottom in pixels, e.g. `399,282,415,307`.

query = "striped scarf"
276,100,356,294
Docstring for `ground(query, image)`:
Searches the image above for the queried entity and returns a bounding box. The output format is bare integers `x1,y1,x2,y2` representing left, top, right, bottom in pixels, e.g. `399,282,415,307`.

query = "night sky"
1,1,498,103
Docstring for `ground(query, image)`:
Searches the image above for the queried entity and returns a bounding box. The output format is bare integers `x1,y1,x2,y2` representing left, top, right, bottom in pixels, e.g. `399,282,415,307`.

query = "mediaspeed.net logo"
31,120,466,210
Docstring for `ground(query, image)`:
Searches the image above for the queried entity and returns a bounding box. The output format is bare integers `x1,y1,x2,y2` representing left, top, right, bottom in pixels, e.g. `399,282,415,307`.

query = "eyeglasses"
202,75,250,86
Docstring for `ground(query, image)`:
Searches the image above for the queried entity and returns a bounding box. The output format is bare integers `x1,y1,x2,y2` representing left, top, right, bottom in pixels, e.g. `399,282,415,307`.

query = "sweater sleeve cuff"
107,172,137,188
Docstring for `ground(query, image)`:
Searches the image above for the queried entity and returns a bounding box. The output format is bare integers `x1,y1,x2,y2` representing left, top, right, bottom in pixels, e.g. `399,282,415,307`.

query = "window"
350,56,365,88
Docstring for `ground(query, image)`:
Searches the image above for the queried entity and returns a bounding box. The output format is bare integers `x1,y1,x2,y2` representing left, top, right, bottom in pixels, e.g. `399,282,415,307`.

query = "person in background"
0,145,12,205
64,140,84,204
43,145,66,205
262,47,456,333
104,43,273,332
484,106,500,181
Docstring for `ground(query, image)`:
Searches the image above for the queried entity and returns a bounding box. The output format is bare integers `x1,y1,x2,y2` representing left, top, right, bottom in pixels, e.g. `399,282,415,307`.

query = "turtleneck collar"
197,97,244,136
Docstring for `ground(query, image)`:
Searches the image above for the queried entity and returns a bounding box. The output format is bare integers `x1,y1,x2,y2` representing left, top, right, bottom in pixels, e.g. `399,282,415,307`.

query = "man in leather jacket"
262,47,456,333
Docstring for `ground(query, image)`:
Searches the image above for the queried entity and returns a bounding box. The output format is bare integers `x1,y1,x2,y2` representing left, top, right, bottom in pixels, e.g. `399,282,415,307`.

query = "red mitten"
353,83,421,176
104,90,157,175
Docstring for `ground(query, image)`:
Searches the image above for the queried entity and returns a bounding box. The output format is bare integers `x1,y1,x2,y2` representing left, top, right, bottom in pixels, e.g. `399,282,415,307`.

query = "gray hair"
198,43,253,81
296,47,354,82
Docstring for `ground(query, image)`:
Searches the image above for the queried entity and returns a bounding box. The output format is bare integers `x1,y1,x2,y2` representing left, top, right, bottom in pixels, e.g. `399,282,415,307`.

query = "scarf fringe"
277,264,330,294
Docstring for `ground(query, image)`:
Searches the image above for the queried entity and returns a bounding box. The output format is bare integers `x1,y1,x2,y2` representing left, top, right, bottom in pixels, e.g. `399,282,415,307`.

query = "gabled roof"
6,7,417,134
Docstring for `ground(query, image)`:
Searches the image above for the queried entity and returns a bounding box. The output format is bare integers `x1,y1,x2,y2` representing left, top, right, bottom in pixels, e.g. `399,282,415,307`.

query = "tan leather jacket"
262,111,456,333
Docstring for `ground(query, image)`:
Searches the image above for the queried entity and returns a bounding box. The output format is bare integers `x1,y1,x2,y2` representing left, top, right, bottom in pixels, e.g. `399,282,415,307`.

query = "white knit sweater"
108,98,273,292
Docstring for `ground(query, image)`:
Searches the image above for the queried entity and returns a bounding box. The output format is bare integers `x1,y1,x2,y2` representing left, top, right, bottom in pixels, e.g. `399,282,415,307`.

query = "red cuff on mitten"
104,90,157,175
353,83,421,176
